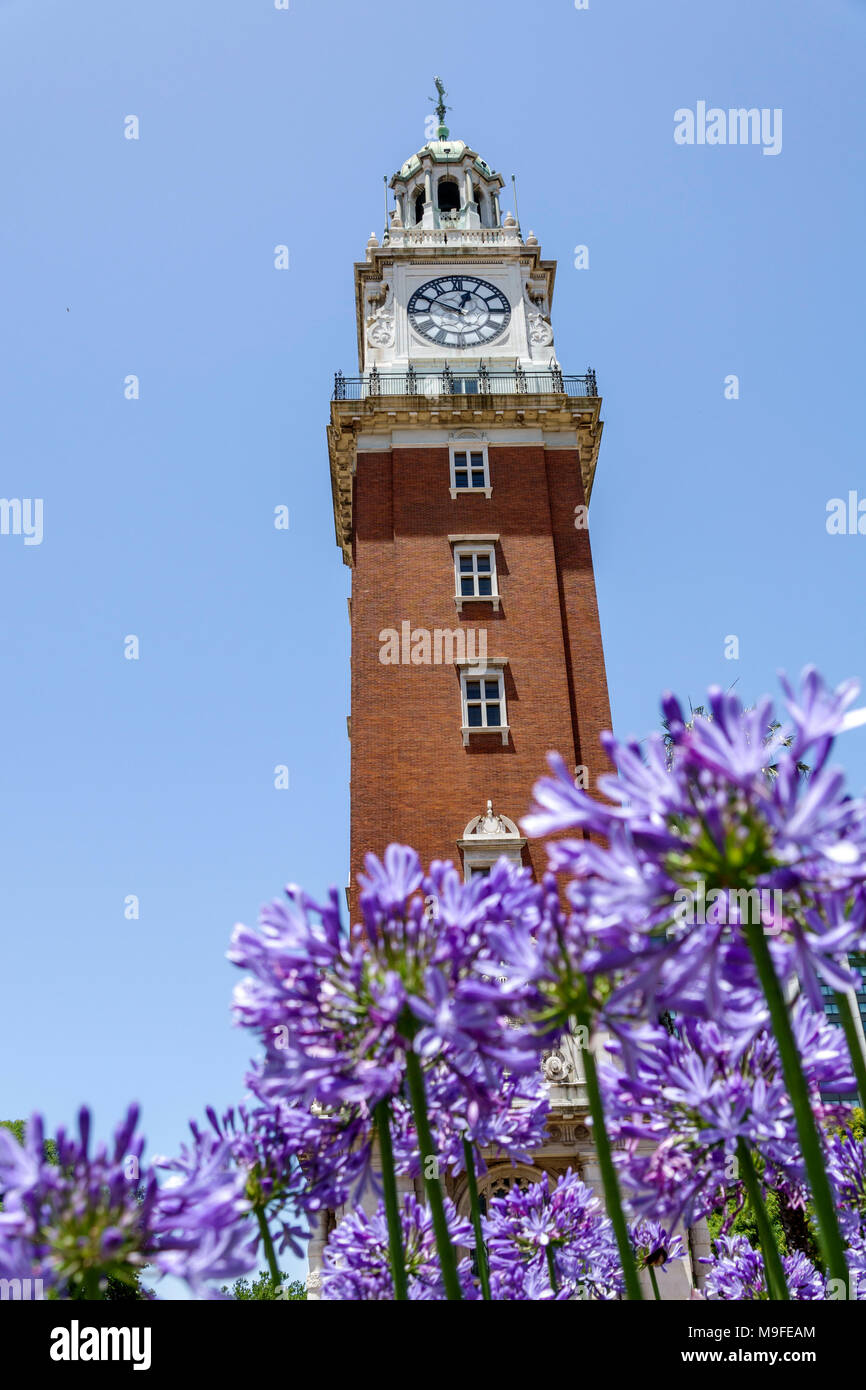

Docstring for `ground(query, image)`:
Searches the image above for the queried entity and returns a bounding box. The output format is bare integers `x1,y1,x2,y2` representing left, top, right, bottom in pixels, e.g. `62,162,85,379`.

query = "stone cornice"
327,393,603,566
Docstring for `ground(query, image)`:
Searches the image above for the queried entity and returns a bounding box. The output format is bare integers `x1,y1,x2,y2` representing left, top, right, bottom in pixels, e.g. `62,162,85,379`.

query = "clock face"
407,275,511,349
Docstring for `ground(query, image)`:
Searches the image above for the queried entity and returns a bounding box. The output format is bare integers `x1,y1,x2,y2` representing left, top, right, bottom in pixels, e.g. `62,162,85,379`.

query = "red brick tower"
328,122,610,914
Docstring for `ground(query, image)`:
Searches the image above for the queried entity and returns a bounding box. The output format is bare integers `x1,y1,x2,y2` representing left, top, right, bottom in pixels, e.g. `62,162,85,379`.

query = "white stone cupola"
388,80,505,235
390,136,505,234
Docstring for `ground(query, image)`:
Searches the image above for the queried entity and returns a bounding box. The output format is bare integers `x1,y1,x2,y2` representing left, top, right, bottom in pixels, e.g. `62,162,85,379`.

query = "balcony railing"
333,365,598,401
384,220,521,249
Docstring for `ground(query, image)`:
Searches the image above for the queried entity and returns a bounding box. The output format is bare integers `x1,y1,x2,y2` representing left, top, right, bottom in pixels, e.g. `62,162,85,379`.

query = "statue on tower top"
428,75,451,140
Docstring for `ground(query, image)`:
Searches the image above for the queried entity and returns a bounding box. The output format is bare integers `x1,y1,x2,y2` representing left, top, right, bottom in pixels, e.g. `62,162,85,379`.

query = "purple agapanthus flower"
245,1051,550,1218
482,1170,621,1300
703,1235,825,1301
0,1107,257,1298
149,1125,259,1297
842,1229,866,1299
629,1219,685,1271
228,849,552,1211
388,1064,550,1181
601,1004,854,1226
199,1103,310,1259
240,1082,379,1215
825,1127,866,1250
321,1192,477,1300
523,670,866,1024
232,850,548,1097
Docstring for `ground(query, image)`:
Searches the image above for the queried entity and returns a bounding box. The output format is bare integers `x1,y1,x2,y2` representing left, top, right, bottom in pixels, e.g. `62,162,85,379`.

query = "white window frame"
465,851,520,881
467,863,492,880
449,442,491,499
457,659,509,745
451,537,499,611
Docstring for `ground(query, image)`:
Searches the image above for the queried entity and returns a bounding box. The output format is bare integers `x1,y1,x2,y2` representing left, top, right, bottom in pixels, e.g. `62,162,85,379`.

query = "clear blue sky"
1,0,864,1278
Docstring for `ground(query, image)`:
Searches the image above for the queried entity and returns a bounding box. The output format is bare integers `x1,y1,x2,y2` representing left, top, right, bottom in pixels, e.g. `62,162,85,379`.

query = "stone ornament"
365,282,395,348
524,281,553,346
528,312,554,346
541,1048,573,1082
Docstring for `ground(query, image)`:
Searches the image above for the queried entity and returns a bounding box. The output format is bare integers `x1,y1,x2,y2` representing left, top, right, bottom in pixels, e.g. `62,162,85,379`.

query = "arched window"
413,189,426,224
473,183,485,224
480,1171,537,1208
437,177,460,214
462,1167,546,1279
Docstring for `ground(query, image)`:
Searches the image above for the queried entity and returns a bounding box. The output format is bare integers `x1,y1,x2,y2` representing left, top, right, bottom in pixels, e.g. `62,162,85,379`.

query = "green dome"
394,139,497,183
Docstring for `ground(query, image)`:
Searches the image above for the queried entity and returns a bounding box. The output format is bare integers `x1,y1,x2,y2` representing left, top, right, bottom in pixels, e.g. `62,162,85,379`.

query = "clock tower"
312,94,701,1297
329,109,611,903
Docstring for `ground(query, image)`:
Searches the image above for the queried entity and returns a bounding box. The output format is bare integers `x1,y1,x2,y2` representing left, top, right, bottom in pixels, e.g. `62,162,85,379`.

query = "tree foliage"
222,1270,307,1300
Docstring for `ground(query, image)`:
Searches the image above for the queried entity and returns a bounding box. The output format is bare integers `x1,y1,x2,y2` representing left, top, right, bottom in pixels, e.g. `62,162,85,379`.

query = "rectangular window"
450,444,491,498
453,542,499,610
460,667,508,745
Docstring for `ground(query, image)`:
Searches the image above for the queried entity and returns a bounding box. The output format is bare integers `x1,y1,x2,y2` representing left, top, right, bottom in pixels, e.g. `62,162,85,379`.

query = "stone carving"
548,1122,575,1144
365,282,395,348
541,1047,573,1083
460,800,525,875
462,800,521,842
367,316,394,347
477,799,508,837
524,281,554,346
528,312,554,346
546,1120,591,1146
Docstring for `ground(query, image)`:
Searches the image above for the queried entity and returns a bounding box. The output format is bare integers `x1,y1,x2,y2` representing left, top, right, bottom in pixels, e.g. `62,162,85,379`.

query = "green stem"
546,1245,559,1295
405,1048,462,1300
83,1270,102,1300
461,1137,491,1300
744,920,848,1282
255,1205,281,1293
648,1265,661,1301
833,987,866,1110
375,1099,408,1301
576,1008,643,1300
736,1138,789,1301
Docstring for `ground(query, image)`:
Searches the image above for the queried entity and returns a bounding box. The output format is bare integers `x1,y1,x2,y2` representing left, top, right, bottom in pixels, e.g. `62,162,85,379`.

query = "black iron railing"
333,365,598,401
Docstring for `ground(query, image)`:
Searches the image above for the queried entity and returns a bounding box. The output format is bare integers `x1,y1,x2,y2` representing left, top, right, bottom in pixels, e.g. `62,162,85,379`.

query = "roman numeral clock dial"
407,276,511,349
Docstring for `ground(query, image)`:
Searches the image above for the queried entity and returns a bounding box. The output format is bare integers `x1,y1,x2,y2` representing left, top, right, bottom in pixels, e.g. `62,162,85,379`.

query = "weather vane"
428,76,451,138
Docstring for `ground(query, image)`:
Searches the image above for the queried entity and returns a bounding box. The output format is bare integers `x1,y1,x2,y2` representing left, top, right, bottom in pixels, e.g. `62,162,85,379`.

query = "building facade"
311,113,703,1297
820,953,866,1103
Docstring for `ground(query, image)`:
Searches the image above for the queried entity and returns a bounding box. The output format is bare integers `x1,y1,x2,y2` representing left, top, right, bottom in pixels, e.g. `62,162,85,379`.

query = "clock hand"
438,297,467,317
